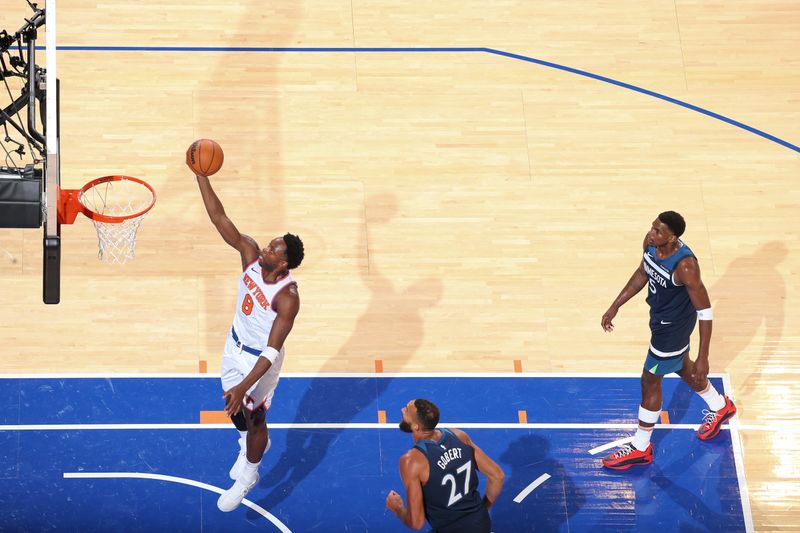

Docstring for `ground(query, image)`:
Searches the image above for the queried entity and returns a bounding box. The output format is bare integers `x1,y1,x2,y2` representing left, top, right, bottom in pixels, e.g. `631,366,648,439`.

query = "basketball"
186,139,224,177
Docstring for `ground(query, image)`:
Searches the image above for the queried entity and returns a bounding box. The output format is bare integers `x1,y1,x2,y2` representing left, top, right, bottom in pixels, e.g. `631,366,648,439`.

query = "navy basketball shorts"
644,315,697,376
433,506,491,533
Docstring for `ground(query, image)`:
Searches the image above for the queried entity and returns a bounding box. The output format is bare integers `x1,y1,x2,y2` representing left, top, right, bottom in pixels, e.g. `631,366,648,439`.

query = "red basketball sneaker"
697,396,737,441
602,443,654,470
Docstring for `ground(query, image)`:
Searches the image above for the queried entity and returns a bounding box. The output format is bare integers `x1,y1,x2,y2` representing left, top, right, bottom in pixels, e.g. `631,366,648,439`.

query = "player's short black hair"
658,211,686,238
282,233,304,270
414,399,440,430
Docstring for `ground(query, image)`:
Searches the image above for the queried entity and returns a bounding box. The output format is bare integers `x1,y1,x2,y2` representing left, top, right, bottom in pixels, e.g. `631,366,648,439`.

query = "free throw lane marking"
200,411,229,424
588,436,634,456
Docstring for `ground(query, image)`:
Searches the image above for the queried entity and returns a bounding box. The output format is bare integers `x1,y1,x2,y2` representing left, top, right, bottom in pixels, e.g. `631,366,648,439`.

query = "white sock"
631,426,653,452
631,406,660,451
698,382,725,411
238,431,248,453
240,458,260,481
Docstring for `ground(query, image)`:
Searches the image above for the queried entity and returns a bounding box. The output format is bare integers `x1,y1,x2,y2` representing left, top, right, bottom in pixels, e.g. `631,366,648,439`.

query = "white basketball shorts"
220,334,285,412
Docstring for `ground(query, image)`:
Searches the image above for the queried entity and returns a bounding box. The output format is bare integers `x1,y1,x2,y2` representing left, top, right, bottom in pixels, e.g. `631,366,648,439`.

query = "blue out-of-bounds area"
0,374,748,531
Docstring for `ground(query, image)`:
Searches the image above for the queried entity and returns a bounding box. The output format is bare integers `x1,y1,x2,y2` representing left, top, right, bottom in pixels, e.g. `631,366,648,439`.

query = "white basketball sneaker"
229,437,270,480
217,470,259,512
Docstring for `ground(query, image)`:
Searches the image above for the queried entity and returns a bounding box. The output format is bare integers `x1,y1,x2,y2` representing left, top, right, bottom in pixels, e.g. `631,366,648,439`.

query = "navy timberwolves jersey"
643,241,696,326
413,429,482,530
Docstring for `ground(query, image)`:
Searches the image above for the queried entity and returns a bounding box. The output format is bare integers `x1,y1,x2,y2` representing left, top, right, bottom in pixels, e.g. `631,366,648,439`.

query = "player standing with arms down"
601,211,736,469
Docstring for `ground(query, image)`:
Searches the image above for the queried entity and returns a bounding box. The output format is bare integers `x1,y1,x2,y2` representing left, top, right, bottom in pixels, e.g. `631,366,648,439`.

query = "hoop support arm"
57,186,85,224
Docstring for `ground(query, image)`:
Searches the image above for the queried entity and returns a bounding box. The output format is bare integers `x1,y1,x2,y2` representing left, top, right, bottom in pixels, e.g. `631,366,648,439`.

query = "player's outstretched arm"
602,261,648,332
194,174,259,267
452,428,505,509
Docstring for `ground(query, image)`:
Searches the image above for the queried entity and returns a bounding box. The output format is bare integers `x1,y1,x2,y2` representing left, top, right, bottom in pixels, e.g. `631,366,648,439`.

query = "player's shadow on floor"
490,434,585,531
598,431,747,531
251,282,443,515
710,241,787,396
252,288,441,513
642,440,735,531
663,379,700,424
245,192,444,516
254,376,384,511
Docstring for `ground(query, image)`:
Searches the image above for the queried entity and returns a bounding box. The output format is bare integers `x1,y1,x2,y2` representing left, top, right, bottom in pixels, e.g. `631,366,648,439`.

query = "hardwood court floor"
0,2,798,530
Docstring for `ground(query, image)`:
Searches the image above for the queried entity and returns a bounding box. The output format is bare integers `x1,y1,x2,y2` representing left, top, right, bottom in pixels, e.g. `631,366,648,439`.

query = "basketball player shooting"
187,140,305,512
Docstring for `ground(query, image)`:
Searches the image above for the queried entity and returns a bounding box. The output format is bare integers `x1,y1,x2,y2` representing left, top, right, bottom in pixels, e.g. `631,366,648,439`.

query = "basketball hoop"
58,176,156,264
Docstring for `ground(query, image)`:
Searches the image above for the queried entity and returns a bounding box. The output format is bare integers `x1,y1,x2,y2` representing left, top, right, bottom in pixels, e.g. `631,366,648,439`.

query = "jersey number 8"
241,294,254,315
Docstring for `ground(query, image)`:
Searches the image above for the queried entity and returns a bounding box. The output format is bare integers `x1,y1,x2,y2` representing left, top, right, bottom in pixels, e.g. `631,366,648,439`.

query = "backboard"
0,0,60,303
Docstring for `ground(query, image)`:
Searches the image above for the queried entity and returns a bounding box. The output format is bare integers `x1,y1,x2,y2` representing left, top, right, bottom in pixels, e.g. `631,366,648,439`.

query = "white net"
78,178,155,264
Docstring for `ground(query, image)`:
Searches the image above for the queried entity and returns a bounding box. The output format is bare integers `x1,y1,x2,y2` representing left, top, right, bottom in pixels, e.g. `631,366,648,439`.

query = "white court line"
737,424,800,432
1,422,737,431
588,437,634,456
63,472,292,532
723,374,754,533
513,473,551,503
0,372,729,379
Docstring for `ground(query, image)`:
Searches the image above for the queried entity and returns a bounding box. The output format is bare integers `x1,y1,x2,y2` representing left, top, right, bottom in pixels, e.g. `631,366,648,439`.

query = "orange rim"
78,175,157,224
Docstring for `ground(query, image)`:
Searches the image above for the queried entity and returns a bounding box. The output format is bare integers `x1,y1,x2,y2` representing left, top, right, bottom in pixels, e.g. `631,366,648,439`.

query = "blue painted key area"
0,375,746,531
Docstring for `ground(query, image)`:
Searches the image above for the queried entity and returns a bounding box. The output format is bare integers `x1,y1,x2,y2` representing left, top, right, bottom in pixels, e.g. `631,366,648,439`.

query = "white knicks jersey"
231,260,297,350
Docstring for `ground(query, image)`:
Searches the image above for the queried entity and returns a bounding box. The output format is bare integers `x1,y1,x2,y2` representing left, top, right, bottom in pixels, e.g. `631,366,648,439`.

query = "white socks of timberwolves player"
698,382,726,411
631,406,660,452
